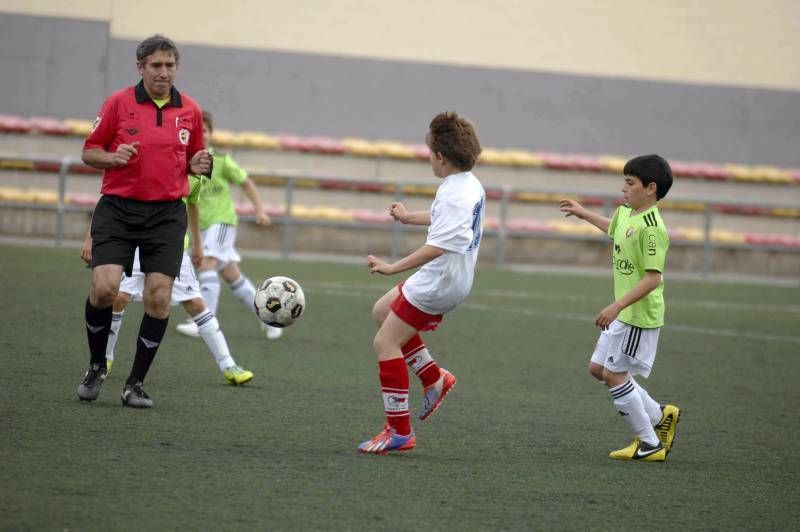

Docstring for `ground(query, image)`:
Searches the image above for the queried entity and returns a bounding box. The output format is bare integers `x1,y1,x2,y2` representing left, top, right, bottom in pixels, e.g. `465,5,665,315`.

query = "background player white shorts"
590,319,660,378
120,249,201,305
201,223,241,268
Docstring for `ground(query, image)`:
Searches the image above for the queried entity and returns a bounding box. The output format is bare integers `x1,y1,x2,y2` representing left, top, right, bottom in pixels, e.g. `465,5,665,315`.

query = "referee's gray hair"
136,34,180,64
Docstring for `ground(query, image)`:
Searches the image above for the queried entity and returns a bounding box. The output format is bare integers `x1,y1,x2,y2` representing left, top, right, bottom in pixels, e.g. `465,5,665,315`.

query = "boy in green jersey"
559,154,680,462
176,111,282,340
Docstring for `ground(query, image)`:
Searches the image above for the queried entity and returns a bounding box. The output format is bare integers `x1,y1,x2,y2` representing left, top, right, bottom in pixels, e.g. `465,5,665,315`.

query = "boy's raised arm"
559,198,611,233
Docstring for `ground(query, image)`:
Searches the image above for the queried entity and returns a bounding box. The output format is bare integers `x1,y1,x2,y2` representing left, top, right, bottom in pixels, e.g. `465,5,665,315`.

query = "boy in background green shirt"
176,111,282,340
559,154,680,462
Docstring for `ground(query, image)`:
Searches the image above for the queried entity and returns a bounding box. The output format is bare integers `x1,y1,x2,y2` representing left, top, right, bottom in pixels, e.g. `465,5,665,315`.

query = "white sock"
199,271,221,315
610,380,659,446
193,309,236,371
105,310,124,361
630,377,662,426
405,347,435,379
229,275,257,315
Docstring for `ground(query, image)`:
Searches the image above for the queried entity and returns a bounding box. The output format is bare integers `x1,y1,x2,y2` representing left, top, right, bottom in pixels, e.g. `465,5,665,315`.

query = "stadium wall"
0,3,799,167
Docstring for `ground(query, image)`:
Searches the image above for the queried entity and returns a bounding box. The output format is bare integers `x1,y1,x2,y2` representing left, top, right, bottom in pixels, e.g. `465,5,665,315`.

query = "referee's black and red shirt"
84,81,205,201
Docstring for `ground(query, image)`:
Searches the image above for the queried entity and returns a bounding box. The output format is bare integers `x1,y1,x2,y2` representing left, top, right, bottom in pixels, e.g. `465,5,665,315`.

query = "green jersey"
194,151,248,229
607,205,669,328
183,174,204,250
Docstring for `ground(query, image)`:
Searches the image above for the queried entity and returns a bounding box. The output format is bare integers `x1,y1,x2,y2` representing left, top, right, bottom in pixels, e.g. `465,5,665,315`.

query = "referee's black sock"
127,312,169,385
85,298,113,366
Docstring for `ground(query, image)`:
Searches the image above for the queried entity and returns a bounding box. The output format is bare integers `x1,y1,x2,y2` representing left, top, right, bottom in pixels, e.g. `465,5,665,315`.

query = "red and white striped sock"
402,334,440,388
379,358,411,436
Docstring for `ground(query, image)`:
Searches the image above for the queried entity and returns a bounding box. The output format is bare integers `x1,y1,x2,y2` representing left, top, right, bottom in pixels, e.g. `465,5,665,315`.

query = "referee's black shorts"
90,195,187,278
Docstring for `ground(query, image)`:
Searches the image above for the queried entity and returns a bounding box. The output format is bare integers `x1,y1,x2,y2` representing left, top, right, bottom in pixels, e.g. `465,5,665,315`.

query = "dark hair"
624,154,673,200
136,34,180,64
202,110,213,132
426,111,482,171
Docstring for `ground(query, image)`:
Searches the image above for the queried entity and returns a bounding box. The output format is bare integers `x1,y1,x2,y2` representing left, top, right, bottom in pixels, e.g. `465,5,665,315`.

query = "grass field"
1,243,798,530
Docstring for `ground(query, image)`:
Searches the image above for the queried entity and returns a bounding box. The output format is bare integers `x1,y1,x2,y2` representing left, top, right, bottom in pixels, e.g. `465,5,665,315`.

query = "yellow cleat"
609,438,666,461
223,365,254,385
654,404,681,454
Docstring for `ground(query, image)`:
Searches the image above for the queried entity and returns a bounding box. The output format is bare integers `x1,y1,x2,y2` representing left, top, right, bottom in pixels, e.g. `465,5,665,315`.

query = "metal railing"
0,156,798,276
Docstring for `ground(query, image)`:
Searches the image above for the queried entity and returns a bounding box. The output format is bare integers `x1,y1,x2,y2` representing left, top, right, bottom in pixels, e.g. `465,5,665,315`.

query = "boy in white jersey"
559,154,680,461
176,111,283,341
358,112,485,454
80,175,255,396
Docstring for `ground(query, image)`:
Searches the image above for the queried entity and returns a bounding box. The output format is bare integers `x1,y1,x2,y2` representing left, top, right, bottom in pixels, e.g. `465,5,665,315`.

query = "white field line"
305,282,800,345
480,289,800,314
462,303,800,346
306,281,800,314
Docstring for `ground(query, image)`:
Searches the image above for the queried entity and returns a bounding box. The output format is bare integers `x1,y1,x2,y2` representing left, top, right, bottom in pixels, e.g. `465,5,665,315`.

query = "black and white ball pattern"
253,276,306,327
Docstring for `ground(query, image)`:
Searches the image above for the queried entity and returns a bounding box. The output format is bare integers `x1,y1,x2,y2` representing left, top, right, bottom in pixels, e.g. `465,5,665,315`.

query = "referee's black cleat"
121,381,153,409
77,363,107,401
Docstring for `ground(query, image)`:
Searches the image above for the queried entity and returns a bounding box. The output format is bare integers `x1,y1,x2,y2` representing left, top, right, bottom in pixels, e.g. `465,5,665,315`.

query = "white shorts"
201,223,241,267
590,320,660,378
120,249,201,305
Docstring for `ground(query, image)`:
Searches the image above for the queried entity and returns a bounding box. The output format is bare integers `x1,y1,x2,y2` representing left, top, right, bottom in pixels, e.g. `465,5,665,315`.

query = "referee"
77,34,211,408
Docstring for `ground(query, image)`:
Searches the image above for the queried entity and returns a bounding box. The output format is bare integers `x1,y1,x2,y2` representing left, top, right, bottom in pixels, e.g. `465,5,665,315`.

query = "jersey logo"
406,354,424,371
614,257,634,275
178,128,190,145
626,227,634,238
139,336,160,349
125,128,138,135
647,233,657,256
91,116,101,133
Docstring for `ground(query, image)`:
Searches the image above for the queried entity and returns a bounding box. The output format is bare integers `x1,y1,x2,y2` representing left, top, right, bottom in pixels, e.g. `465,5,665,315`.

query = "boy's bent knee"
602,369,628,388
372,302,389,325
182,298,206,317
588,362,604,381
371,312,383,326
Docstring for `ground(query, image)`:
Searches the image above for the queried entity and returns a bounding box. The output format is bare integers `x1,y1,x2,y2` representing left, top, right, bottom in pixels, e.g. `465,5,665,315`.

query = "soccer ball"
253,276,306,328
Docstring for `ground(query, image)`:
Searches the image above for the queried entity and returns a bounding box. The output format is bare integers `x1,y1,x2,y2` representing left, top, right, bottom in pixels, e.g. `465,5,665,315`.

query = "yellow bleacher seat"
210,129,239,147
374,141,414,159
503,150,543,167
342,138,381,157
478,148,506,165
599,156,627,173
63,118,94,136
238,131,280,149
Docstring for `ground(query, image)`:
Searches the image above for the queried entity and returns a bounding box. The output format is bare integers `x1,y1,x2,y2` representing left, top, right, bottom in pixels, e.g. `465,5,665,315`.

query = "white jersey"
403,171,485,315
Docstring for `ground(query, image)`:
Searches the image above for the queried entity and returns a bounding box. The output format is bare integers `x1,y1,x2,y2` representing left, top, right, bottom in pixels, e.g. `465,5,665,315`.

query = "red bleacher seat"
571,155,605,172
695,163,731,180
0,115,32,133
306,137,347,155
29,117,71,136
411,144,430,161
65,193,100,206
351,209,392,224
541,153,574,170
278,135,314,152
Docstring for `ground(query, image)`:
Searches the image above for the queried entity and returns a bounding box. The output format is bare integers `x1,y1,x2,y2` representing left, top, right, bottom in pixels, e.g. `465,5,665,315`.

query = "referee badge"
179,128,190,145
